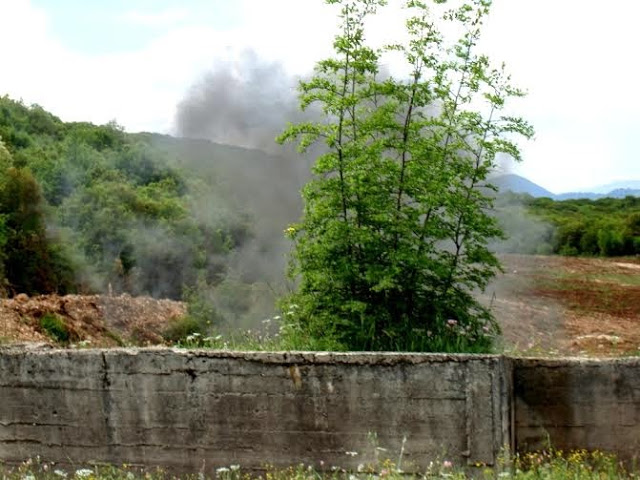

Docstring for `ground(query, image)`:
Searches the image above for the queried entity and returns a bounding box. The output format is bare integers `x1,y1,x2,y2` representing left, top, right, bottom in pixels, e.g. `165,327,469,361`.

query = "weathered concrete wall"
0,349,511,473
514,357,640,460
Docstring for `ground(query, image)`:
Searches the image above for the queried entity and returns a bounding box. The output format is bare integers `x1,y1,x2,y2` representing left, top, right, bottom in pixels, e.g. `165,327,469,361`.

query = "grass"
1,450,636,480
39,313,70,343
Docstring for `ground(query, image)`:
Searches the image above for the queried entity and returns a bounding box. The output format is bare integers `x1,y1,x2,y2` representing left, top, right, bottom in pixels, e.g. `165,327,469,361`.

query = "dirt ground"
487,254,640,356
1,255,638,356
0,293,186,348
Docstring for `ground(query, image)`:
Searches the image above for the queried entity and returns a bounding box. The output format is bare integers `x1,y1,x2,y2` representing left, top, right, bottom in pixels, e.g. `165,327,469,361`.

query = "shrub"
39,313,70,343
162,316,206,344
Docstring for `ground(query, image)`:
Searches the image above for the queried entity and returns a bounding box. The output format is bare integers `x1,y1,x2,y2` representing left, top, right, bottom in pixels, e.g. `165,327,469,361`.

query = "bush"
39,313,70,343
162,316,206,344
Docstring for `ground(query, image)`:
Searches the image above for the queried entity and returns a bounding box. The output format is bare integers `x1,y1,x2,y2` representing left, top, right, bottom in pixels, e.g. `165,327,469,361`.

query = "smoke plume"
171,51,318,324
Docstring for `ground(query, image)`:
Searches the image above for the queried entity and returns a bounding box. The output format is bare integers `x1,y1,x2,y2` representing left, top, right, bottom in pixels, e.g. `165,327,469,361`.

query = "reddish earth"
1,255,638,356
0,294,186,348
488,254,640,356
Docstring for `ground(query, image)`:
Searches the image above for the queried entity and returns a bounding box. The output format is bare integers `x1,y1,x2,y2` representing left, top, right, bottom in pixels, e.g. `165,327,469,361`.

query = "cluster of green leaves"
497,192,640,257
0,95,251,304
278,0,532,352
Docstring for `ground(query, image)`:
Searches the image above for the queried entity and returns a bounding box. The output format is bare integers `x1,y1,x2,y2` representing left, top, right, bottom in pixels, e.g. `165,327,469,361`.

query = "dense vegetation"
0,95,252,315
495,192,640,257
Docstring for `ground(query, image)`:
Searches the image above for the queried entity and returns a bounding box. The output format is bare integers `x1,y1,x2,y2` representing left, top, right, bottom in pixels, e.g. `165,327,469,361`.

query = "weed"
162,316,207,344
1,449,635,479
39,313,70,343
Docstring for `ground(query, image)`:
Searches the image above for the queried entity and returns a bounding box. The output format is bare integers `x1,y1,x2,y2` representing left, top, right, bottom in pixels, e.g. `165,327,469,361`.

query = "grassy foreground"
1,450,636,480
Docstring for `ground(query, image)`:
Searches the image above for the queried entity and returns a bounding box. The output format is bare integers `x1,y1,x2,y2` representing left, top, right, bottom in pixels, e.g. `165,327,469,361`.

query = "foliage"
0,165,75,295
39,313,70,343
496,192,640,257
162,316,208,343
0,96,253,304
278,0,532,351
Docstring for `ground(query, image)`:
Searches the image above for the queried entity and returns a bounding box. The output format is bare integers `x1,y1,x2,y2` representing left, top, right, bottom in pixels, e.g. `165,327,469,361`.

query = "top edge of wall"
1,346,639,365
0,346,507,365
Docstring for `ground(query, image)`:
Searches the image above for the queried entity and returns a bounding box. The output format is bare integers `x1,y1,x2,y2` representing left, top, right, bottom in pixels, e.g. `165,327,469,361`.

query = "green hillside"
0,96,262,308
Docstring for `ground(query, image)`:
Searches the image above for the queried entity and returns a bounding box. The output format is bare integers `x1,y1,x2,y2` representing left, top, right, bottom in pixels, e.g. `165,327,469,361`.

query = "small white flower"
357,464,365,473
22,475,36,480
216,467,230,473
230,465,240,471
54,470,68,478
74,469,94,478
345,451,358,457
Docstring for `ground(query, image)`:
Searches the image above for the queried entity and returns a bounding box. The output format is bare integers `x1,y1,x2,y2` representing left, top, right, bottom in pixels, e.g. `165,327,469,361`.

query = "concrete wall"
0,349,511,473
514,357,640,461
3,349,639,472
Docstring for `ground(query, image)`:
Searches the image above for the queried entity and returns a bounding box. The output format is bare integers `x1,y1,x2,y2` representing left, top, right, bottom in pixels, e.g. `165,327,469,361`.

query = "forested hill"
495,192,640,256
0,96,294,318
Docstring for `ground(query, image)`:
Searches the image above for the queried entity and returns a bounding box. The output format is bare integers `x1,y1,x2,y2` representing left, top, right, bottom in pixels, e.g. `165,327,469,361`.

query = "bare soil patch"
0,294,186,347
489,254,640,356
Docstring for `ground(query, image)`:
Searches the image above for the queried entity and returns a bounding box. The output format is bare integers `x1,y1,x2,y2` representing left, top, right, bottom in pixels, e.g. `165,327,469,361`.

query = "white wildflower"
74,469,94,478
54,470,68,478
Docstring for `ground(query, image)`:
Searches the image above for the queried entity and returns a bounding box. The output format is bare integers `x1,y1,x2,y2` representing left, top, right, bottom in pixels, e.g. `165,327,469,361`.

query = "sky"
1,0,639,194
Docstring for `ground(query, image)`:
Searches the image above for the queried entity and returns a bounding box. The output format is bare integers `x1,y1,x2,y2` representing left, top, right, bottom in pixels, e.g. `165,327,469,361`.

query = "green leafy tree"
278,0,532,352
0,166,74,295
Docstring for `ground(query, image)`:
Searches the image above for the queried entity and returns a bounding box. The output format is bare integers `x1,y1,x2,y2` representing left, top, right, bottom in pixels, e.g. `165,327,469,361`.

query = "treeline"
0,96,252,301
495,192,640,257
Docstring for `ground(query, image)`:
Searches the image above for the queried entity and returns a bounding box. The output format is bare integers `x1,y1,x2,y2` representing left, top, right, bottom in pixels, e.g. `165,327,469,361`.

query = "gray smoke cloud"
175,50,308,155
172,51,319,325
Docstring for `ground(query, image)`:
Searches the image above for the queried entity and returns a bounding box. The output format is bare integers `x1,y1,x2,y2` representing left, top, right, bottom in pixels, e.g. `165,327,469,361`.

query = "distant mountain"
589,180,640,194
492,174,640,200
554,188,640,200
491,174,555,197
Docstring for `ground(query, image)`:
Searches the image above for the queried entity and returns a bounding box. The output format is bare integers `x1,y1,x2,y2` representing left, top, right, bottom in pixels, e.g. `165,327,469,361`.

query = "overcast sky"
1,0,638,193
